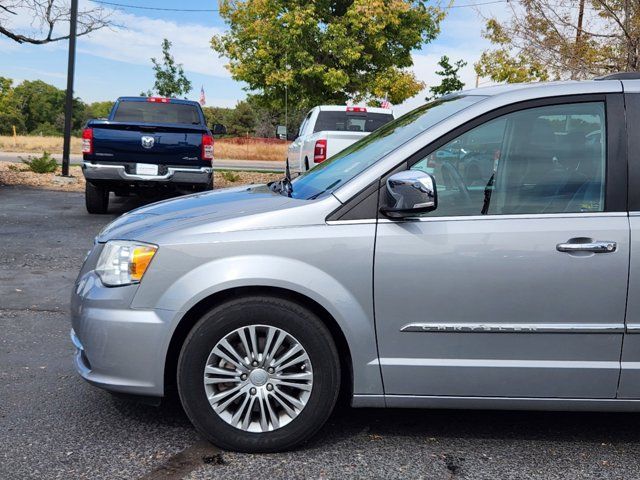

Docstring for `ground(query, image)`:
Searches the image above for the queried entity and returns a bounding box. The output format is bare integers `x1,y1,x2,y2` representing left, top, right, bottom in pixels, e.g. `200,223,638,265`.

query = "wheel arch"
163,285,354,402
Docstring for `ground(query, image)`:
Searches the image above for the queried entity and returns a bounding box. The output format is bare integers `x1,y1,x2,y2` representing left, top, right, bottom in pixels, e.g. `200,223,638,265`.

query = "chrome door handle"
556,240,617,253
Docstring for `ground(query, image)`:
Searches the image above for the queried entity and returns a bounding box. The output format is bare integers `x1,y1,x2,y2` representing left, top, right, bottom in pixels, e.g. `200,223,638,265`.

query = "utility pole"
624,0,634,71
574,0,585,79
61,0,79,177
285,52,289,139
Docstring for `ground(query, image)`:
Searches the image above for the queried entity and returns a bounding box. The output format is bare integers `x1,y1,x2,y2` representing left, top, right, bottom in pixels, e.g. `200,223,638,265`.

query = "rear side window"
313,111,393,133
113,101,201,125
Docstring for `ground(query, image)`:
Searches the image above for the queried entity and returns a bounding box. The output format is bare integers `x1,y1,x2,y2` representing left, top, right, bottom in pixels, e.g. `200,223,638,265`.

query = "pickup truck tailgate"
90,122,206,166
324,131,368,157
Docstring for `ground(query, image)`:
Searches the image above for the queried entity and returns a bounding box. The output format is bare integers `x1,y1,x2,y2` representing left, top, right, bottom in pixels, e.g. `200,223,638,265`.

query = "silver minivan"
71,76,640,452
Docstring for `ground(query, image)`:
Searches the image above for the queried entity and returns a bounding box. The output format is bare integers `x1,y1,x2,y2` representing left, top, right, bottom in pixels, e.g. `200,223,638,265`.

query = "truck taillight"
346,106,367,113
313,139,327,163
82,128,93,155
147,97,170,103
314,139,327,163
202,134,214,161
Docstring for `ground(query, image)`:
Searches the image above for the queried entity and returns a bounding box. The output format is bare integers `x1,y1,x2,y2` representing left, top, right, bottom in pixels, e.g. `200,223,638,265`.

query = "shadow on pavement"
110,390,640,449
107,191,183,215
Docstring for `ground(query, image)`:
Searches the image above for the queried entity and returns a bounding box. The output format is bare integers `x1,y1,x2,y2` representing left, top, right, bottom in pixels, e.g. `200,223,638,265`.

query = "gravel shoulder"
0,161,281,193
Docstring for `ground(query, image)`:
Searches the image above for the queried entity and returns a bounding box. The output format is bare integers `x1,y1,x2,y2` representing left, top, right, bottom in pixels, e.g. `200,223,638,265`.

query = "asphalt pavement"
3,185,640,479
0,152,284,172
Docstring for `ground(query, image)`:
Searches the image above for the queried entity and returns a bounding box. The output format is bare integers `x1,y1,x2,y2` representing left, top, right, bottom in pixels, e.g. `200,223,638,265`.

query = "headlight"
95,240,158,286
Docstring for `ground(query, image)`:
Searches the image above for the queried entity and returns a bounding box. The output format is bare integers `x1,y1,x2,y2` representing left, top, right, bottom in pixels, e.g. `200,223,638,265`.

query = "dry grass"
215,138,289,161
0,160,281,193
0,135,288,162
0,135,82,154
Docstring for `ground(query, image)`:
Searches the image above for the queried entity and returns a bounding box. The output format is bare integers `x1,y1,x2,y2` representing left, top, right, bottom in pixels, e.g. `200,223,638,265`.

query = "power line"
449,0,509,8
89,1,219,12
90,0,509,13
90,0,596,14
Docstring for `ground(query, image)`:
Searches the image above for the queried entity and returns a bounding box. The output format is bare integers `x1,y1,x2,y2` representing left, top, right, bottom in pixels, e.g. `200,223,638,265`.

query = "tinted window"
290,95,485,199
313,111,394,133
411,102,606,216
298,110,313,136
113,101,201,125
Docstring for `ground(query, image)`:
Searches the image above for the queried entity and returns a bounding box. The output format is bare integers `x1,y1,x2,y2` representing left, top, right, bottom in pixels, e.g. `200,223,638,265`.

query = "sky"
0,0,507,115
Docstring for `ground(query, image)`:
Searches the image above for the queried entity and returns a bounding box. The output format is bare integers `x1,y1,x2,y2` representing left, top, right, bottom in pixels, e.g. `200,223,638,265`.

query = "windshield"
113,101,201,125
289,95,486,200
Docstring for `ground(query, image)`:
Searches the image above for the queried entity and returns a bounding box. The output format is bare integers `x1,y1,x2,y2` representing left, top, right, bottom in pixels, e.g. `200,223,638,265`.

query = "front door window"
411,102,607,216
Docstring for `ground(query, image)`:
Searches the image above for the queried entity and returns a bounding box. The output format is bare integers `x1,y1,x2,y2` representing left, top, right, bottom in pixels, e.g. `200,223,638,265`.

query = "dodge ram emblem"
141,136,155,149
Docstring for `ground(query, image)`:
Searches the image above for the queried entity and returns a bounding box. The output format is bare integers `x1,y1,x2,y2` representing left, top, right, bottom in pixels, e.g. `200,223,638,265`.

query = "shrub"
220,170,241,182
21,151,58,173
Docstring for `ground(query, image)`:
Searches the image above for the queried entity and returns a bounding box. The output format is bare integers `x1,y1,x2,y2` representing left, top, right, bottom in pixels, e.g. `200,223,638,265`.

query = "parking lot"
3,185,640,479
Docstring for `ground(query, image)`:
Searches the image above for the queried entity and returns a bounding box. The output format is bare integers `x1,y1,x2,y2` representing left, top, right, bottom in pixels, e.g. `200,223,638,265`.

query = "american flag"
381,95,391,109
199,86,206,106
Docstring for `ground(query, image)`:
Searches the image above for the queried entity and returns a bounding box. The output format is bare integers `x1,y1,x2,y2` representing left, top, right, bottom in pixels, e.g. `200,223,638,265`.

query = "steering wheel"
440,161,472,205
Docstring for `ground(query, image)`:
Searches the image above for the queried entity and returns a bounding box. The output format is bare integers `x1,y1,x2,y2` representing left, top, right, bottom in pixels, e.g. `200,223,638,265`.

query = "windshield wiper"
269,157,293,197
306,179,342,200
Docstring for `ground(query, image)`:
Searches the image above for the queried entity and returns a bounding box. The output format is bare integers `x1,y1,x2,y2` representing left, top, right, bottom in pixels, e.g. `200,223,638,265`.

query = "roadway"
2,185,640,479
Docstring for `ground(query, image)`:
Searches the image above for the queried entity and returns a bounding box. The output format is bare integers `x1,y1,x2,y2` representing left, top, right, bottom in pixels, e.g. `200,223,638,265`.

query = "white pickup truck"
287,105,394,173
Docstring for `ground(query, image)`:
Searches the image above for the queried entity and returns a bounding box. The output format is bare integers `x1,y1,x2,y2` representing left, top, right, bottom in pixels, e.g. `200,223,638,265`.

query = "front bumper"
70,269,176,397
82,161,212,185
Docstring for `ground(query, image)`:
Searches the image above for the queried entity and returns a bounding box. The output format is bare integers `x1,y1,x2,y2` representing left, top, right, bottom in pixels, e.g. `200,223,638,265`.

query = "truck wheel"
177,296,340,453
85,182,109,214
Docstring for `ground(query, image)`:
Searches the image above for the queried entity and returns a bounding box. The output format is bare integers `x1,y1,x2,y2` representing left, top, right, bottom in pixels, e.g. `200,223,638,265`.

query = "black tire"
202,176,214,191
85,182,109,214
177,296,340,453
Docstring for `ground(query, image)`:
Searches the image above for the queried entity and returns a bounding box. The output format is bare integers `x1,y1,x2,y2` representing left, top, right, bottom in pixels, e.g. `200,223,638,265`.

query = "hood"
97,184,314,243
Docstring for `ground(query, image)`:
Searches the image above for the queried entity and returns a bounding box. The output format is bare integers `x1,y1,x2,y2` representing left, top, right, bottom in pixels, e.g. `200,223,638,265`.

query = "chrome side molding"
400,323,625,334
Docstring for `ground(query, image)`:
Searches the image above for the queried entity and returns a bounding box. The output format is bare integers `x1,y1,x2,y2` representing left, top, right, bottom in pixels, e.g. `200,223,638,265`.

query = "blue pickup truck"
81,96,225,214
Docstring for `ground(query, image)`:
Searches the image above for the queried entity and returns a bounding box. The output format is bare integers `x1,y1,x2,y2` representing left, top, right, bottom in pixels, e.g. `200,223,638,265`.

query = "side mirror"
276,125,287,139
211,123,227,135
380,170,437,219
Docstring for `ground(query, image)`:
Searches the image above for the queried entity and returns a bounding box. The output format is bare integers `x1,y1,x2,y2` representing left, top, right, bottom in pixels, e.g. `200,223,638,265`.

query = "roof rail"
595,72,640,80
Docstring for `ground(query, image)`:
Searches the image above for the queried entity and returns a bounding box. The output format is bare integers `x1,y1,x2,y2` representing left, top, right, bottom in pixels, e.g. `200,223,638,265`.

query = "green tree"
426,56,467,100
12,80,85,135
211,0,445,111
0,76,25,134
203,106,235,131
203,101,256,136
85,101,114,119
243,94,305,139
145,39,192,98
475,1,640,82
227,101,255,135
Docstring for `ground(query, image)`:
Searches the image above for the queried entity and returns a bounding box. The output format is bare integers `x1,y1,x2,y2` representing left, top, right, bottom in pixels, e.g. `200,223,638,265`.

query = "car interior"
412,102,607,217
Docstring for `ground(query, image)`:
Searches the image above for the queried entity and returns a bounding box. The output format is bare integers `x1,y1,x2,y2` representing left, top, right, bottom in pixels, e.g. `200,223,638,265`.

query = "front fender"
133,225,382,396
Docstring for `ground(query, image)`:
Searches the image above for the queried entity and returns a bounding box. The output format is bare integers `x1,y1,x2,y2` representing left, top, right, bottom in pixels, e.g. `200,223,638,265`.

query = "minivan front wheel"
177,296,340,452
